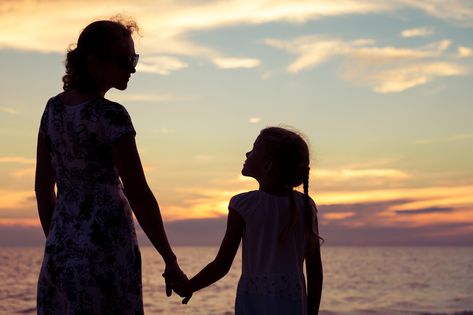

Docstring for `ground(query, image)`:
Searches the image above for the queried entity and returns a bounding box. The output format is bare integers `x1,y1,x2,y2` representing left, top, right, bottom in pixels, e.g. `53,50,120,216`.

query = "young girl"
168,126,323,314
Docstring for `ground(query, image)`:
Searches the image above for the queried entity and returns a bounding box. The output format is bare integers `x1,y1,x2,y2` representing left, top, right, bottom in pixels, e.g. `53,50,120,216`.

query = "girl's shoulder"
230,190,260,206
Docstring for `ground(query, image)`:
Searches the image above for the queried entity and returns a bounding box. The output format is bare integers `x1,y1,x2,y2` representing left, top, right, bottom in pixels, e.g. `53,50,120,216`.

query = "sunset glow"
1,0,472,245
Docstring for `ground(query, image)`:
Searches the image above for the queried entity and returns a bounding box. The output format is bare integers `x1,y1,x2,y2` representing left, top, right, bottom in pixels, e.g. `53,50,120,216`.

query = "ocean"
0,246,472,315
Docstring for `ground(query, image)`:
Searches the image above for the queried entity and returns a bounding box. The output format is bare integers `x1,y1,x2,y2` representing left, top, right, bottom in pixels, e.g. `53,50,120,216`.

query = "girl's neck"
259,181,291,196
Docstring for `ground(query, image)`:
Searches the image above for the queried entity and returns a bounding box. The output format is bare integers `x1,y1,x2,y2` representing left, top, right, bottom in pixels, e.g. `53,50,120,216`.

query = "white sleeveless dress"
230,190,318,315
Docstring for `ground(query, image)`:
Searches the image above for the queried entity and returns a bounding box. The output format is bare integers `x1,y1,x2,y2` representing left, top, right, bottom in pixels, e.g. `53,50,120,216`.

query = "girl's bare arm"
176,209,244,295
306,241,323,314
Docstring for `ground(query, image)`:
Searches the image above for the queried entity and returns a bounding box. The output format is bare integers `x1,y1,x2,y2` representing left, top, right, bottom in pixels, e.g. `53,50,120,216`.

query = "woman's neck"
59,89,105,105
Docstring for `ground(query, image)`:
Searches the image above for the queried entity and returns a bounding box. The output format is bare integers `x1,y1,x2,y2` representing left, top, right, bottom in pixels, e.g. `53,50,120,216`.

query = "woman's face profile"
92,35,137,92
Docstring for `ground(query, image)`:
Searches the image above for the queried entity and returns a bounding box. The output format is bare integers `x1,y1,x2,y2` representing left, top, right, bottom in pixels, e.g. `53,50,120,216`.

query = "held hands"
163,261,193,304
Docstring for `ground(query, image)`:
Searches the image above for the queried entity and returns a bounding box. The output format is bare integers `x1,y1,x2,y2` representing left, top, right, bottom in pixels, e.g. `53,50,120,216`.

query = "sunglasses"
101,53,139,69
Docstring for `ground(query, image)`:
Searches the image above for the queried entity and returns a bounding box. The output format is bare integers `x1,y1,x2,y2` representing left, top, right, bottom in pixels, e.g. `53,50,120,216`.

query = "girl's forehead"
254,135,265,146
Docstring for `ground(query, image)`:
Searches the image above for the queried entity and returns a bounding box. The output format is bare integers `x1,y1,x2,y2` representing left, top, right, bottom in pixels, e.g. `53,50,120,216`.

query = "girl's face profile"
242,135,267,180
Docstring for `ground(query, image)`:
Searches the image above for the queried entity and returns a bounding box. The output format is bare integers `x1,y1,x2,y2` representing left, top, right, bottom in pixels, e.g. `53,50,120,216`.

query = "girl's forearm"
307,279,323,314
188,260,230,293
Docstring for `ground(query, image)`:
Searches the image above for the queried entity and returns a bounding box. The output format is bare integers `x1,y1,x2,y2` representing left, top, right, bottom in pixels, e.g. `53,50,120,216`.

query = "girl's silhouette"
168,126,323,314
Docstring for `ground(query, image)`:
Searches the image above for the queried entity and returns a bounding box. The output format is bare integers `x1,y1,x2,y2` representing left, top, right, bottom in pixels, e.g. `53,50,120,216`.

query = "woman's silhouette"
35,17,185,314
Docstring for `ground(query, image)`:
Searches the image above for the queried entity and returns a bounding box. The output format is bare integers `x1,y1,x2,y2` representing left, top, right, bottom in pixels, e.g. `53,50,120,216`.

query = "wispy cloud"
248,117,261,123
401,27,434,38
12,167,35,179
0,156,35,164
0,107,19,115
457,46,473,58
0,189,35,210
1,0,473,71
0,1,395,59
213,57,261,69
414,139,435,144
136,56,188,75
414,133,473,144
314,168,410,181
448,133,473,141
360,62,468,93
266,35,469,92
395,207,453,215
109,92,179,103
405,0,473,27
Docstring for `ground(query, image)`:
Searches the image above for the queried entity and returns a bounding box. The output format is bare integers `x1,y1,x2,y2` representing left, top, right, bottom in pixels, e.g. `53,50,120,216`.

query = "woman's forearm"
128,191,176,263
35,189,56,237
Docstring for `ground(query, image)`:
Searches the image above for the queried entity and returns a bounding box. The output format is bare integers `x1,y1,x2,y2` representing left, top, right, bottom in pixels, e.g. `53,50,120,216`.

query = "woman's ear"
86,55,99,75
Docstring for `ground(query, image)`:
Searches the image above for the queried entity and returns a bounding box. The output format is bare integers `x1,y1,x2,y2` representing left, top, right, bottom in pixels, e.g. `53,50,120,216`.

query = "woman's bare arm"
112,134,177,264
35,133,56,238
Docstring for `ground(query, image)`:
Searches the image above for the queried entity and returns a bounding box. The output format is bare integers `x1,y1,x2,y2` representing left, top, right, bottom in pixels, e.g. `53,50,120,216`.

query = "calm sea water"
0,246,472,315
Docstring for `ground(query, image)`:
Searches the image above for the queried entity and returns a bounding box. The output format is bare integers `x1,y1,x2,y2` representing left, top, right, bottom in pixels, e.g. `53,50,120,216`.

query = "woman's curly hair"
62,16,139,91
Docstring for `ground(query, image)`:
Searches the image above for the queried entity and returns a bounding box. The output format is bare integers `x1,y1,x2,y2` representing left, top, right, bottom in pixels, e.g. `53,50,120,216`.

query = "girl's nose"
245,151,250,158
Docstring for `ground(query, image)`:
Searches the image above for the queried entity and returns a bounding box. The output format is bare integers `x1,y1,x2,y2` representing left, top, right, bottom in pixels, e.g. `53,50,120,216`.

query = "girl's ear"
263,159,273,173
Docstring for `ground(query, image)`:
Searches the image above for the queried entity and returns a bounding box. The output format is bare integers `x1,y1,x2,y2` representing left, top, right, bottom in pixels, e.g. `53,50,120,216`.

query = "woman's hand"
163,261,193,304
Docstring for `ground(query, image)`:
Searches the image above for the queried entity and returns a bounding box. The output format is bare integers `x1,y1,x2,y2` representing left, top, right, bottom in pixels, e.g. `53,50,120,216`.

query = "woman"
35,17,184,314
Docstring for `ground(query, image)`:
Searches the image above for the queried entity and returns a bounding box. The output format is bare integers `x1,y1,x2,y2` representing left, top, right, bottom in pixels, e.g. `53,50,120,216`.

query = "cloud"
414,139,435,144
457,46,473,57
0,107,19,114
0,1,396,61
0,156,35,164
404,0,473,27
448,133,473,141
136,56,188,75
401,27,434,38
213,57,261,69
0,189,35,210
12,167,35,179
267,35,469,92
193,155,214,163
109,92,178,103
413,133,473,144
395,207,453,215
314,168,410,181
362,62,469,93
2,0,473,74
248,117,261,123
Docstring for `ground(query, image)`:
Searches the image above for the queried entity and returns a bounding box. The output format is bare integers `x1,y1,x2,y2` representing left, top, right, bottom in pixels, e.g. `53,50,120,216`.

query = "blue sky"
1,0,472,245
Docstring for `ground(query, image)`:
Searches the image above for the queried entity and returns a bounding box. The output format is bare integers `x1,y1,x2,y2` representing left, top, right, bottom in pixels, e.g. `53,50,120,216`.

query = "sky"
0,0,472,246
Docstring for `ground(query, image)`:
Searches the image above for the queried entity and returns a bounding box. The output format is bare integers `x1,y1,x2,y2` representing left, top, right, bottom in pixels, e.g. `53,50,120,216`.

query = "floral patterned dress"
36,96,143,315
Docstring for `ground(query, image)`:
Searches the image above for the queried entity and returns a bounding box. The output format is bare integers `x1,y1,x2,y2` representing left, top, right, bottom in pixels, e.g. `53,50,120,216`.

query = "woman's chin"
115,82,128,91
